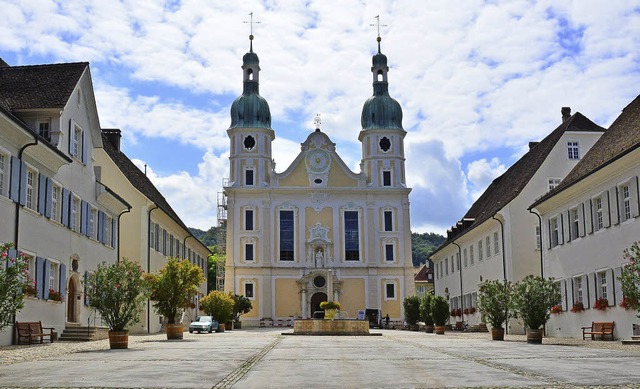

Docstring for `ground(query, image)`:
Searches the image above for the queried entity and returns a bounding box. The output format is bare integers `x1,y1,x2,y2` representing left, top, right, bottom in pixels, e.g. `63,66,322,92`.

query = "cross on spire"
370,15,387,53
243,12,261,52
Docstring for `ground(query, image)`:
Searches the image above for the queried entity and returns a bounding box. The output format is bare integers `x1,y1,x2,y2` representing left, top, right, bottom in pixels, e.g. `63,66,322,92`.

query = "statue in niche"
315,249,324,268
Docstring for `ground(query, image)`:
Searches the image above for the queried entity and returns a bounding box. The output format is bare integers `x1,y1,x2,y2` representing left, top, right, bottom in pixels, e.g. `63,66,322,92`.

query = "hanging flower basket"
550,305,563,314
570,302,584,313
593,298,609,310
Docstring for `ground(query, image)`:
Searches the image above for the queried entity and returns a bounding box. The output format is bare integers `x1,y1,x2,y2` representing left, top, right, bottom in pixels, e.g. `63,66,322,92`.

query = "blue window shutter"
61,189,70,227
82,130,88,165
9,156,20,202
7,248,17,268
84,271,90,306
38,173,47,215
59,263,67,302
45,178,52,218
18,160,27,206
43,259,51,299
36,257,44,299
80,200,87,235
112,218,117,248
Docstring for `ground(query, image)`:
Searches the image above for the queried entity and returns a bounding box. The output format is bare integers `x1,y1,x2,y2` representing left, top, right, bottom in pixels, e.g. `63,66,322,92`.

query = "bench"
582,321,615,341
15,321,55,345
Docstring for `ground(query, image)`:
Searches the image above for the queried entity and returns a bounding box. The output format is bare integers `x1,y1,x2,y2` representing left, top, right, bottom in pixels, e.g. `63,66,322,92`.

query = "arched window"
377,70,384,82
247,69,254,81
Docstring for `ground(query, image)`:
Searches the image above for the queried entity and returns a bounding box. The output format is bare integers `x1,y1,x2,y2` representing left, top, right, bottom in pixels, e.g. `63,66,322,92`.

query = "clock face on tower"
305,148,331,173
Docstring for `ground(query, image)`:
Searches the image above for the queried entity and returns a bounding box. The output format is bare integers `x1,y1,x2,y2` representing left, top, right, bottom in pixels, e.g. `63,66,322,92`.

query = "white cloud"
466,158,507,201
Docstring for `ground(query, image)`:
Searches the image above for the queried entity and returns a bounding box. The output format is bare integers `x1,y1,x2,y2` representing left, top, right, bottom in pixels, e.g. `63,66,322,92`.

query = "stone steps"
621,335,640,345
58,326,109,342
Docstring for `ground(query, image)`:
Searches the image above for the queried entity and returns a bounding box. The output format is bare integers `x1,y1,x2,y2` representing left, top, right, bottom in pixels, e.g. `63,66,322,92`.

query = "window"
382,171,391,187
595,196,603,230
456,253,460,271
548,178,561,191
176,241,181,258
535,225,541,250
244,282,254,299
574,276,583,304
169,235,174,256
245,209,254,231
105,215,113,247
385,282,396,299
89,207,97,239
567,141,579,160
245,243,254,261
71,125,83,160
486,236,491,258
622,185,631,221
25,168,37,210
245,169,254,186
493,232,499,254
48,261,60,295
72,196,80,232
478,240,483,261
385,244,394,261
0,153,6,197
445,258,449,275
383,210,393,231
279,210,294,261
51,185,61,222
38,122,50,141
598,271,608,301
570,208,579,240
550,217,559,247
463,248,468,268
469,245,474,265
150,223,156,249
417,285,424,294
344,211,360,261
450,255,454,273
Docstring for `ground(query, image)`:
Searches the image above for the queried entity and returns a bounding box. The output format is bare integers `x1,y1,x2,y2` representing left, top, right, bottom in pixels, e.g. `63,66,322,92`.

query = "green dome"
243,51,259,65
361,88,403,130
229,91,271,130
372,52,387,67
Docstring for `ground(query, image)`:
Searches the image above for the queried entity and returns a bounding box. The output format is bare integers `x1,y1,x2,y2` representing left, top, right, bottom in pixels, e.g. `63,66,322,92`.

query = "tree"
146,258,205,324
512,275,560,330
620,242,640,316
207,253,225,293
403,295,421,326
0,244,30,331
85,259,149,331
231,293,252,322
420,294,434,326
200,290,234,323
477,280,513,329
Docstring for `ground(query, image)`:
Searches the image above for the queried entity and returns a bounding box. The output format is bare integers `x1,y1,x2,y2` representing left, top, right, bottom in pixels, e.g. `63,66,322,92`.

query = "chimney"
102,128,121,151
529,141,539,150
561,107,571,123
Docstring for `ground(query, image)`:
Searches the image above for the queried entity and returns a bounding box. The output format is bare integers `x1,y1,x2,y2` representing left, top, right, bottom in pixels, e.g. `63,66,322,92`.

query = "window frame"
493,231,500,254
382,170,392,187
344,210,360,261
48,259,60,296
279,209,295,261
71,195,81,232
574,276,583,304
244,282,255,299
567,141,580,160
384,243,394,262
25,167,38,211
383,210,393,232
245,243,254,261
245,208,254,231
598,271,608,301
384,281,396,300
594,196,604,230
550,217,559,247
548,177,561,191
478,240,483,261
245,168,254,186
622,184,632,221
469,245,475,265
485,236,491,258
0,152,7,197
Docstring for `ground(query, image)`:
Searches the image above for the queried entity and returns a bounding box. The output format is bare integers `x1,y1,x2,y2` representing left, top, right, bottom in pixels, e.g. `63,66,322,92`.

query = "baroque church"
223,33,414,325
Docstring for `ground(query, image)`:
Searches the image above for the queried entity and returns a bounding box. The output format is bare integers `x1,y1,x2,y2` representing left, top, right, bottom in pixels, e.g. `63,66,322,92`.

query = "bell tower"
358,23,407,189
227,31,275,187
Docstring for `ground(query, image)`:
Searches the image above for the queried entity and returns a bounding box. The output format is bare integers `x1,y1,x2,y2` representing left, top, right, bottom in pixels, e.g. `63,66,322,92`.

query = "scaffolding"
216,178,228,292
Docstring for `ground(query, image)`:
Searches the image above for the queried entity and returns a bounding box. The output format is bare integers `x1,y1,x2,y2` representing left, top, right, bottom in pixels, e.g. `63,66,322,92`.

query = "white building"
530,94,640,340
431,108,604,332
0,60,128,345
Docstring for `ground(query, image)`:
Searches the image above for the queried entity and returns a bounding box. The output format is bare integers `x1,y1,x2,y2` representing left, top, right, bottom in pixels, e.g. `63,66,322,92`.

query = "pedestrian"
385,314,390,329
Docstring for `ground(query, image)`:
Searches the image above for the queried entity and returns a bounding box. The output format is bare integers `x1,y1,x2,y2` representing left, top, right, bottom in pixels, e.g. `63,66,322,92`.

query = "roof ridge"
0,61,89,70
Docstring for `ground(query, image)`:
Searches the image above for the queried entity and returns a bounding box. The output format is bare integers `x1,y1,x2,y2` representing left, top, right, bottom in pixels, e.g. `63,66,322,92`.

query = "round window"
243,135,256,150
379,137,391,152
313,276,326,288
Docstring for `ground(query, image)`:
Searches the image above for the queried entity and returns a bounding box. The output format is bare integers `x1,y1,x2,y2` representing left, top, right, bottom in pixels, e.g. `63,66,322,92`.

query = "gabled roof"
531,94,640,208
414,264,433,282
101,133,209,253
431,112,604,256
0,62,87,111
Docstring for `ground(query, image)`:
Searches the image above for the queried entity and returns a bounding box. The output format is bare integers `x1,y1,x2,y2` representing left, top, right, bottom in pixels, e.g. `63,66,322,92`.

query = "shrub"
477,280,513,329
200,290,234,323
512,275,560,330
0,244,30,331
431,296,449,326
419,294,434,326
403,295,421,326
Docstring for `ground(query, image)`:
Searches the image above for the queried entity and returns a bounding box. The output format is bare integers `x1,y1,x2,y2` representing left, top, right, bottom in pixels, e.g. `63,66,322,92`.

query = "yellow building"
224,35,413,325
95,129,210,334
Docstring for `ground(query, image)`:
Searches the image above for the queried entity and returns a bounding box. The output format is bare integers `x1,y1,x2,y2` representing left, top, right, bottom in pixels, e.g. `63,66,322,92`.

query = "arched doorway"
67,277,78,323
310,292,327,318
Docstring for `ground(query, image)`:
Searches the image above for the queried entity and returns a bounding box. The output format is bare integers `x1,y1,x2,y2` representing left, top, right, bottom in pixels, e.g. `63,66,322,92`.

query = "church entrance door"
310,292,327,318
67,278,77,323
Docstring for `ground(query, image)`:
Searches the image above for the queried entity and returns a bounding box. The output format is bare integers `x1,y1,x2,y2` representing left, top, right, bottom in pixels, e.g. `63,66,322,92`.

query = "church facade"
223,35,414,325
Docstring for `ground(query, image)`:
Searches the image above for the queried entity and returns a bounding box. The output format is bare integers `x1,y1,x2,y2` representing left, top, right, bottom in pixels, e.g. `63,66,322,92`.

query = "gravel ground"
1,330,639,366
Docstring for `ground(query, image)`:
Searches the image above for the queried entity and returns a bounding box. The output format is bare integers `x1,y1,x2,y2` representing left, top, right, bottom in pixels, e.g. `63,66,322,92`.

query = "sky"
2,0,640,234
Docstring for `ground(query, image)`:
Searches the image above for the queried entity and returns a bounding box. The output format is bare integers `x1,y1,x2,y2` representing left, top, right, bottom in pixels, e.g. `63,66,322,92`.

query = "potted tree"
512,275,561,344
420,294,435,333
477,280,513,341
84,259,149,349
200,290,234,332
403,295,421,330
0,244,31,332
231,294,253,329
146,257,204,340
431,295,450,335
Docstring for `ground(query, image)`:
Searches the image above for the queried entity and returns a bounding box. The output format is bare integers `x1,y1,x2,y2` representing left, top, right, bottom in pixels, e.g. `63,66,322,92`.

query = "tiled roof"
101,132,209,252
414,264,433,282
432,112,604,256
0,62,87,110
532,94,640,207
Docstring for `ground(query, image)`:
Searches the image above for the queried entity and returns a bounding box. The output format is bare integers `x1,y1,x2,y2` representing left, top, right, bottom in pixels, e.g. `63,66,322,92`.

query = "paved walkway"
1,328,640,388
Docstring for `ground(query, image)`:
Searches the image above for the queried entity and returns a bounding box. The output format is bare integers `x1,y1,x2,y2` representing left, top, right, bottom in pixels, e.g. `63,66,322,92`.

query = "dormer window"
38,122,50,141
